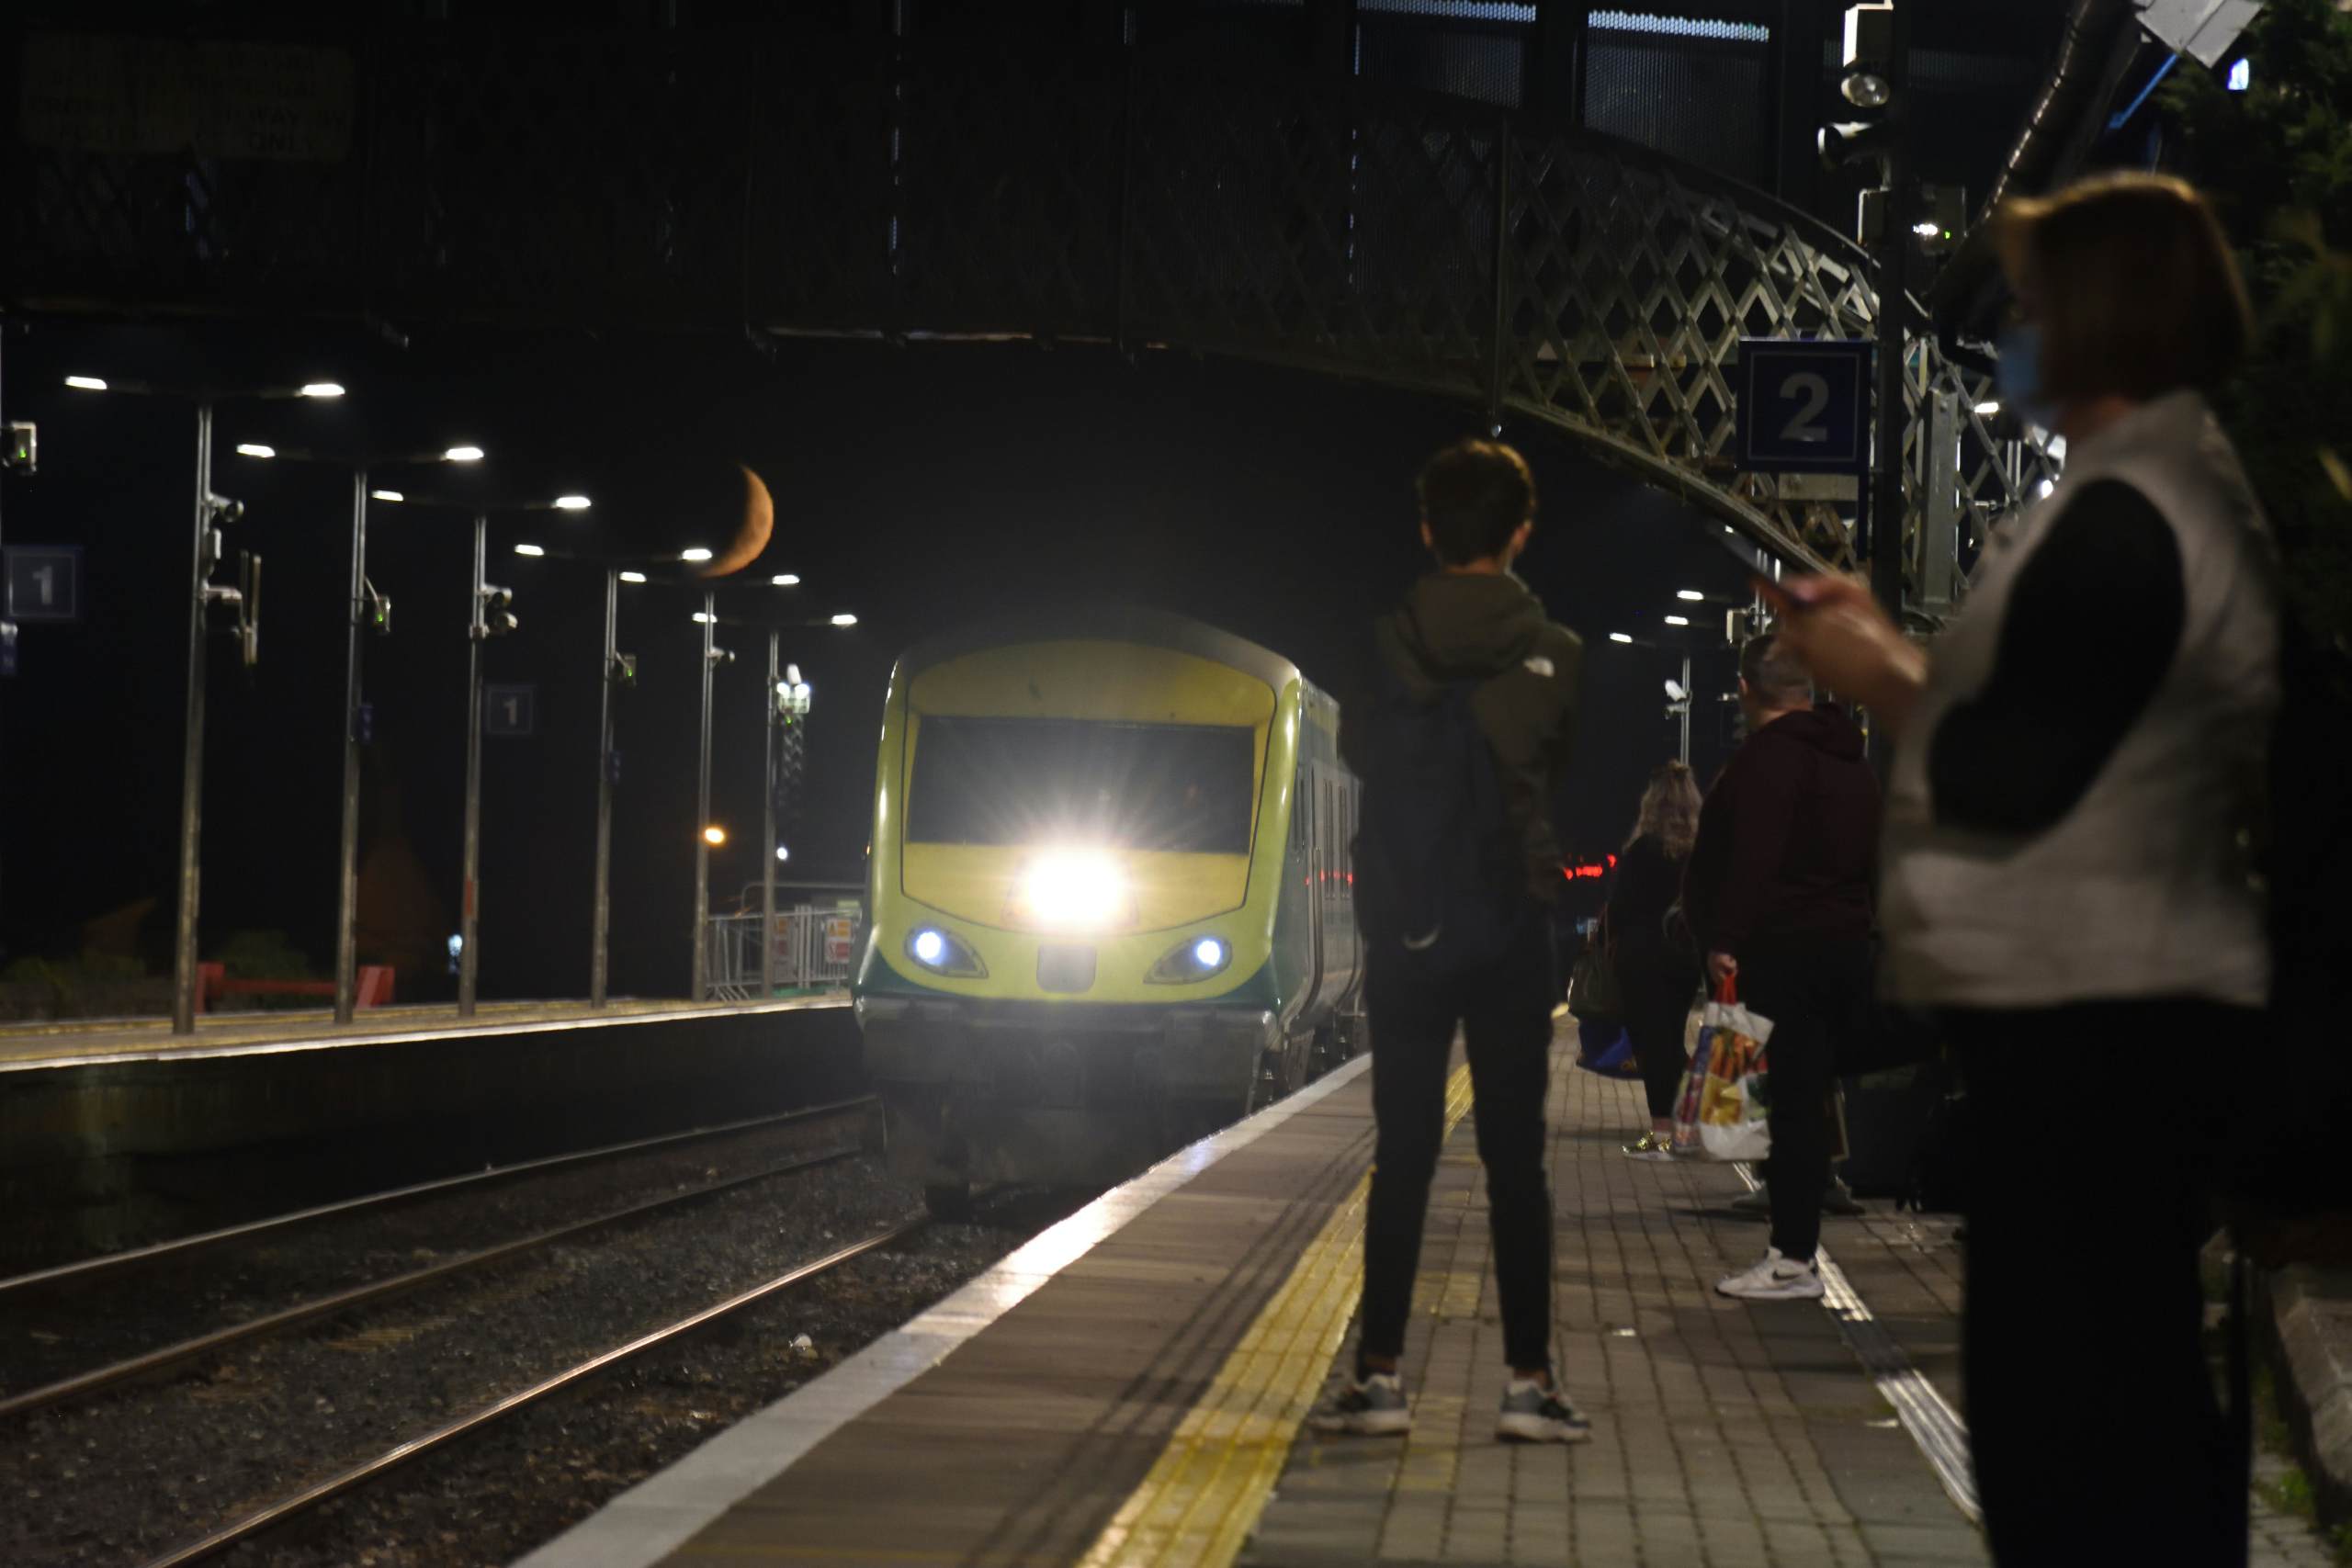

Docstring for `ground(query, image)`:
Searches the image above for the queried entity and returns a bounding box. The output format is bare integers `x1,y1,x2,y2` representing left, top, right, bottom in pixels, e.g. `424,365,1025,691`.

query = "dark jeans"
1737,937,1870,1263
1361,910,1555,1373
1619,947,1699,1122
1951,1001,2250,1567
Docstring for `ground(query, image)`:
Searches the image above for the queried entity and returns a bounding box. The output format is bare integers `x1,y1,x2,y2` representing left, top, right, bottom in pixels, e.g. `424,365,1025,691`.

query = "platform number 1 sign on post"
483,683,537,739
1736,340,1872,474
5,546,82,623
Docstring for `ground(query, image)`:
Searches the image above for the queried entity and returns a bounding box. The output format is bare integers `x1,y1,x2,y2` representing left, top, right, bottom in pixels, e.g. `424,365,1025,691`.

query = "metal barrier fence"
705,904,860,1001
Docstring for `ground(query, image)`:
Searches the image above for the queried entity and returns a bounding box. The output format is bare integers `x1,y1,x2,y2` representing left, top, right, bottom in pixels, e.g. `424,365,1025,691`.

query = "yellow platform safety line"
1077,1061,1475,1568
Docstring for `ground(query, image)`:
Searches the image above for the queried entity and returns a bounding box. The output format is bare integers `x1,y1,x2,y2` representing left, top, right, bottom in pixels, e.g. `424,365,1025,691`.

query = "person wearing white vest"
1768,174,2277,1567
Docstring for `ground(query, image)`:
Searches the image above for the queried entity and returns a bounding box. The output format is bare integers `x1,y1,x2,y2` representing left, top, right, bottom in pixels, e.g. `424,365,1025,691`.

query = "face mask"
1995,321,2061,436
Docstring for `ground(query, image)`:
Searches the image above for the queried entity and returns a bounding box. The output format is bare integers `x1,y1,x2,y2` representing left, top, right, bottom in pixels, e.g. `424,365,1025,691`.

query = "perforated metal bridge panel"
6,31,2054,599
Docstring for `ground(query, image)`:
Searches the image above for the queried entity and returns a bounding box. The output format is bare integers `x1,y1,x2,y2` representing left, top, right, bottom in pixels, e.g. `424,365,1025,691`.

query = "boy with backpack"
1313,438,1590,1445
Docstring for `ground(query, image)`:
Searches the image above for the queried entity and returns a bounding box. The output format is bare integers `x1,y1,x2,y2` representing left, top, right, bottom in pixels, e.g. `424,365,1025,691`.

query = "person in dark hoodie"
1683,632,1879,1301
1314,438,1590,1446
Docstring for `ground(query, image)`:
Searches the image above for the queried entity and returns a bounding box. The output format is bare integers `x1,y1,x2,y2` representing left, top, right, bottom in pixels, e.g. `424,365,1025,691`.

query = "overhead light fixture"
1973,400,2001,417
299,382,345,399
680,547,713,562
775,845,790,863
1911,220,1940,239
370,489,405,502
618,570,648,584
1677,589,1705,602
830,613,858,627
234,444,276,458
1609,632,1634,645
63,375,107,391
552,494,591,511
2226,57,2251,92
692,611,716,624
772,573,800,587
702,825,727,846
1664,615,1691,627
444,445,485,462
2035,479,2056,501
514,543,546,557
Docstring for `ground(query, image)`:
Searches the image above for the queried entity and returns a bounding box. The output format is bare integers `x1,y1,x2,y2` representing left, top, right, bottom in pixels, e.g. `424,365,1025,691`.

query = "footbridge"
7,26,2056,603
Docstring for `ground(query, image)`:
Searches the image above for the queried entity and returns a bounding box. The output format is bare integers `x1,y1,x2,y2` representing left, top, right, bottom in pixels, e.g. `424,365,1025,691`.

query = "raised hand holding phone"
1751,572,1928,738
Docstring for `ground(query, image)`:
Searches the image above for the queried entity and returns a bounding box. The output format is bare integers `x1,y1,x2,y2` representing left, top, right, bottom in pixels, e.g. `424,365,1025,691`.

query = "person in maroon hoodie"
1682,632,1880,1300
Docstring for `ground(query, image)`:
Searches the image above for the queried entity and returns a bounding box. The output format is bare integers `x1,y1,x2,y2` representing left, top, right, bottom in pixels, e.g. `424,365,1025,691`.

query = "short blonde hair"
1995,172,2253,404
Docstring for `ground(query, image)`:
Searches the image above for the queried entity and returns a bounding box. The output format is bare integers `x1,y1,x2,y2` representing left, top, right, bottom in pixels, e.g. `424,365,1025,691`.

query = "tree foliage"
2163,0,2352,665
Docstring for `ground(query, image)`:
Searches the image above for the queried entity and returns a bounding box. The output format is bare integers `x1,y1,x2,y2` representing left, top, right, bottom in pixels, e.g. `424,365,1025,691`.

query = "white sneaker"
1715,1247,1825,1301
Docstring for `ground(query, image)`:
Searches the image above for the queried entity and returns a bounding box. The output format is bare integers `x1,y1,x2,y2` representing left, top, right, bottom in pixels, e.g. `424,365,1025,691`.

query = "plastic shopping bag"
1691,977,1776,1162
1669,1014,1715,1148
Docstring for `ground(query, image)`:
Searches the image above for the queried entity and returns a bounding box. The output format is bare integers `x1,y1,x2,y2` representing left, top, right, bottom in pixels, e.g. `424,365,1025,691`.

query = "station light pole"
687,599,852,1003
228,443,492,1022
355,489,589,1016
65,374,346,1033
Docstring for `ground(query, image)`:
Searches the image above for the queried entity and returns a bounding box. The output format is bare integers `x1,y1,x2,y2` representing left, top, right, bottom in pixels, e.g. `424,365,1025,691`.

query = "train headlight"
1148,932,1234,984
906,925,987,977
1018,852,1131,931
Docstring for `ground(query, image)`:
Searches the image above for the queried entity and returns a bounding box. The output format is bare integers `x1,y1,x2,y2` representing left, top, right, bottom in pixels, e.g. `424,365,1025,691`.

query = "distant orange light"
702,825,727,846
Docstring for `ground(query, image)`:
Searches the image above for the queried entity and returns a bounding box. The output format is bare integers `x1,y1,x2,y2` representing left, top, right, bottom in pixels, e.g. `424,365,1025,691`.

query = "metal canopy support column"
333,469,368,1024
1869,0,1914,627
1487,116,1511,438
171,401,215,1034
591,568,617,1008
458,513,486,1017
692,589,716,1003
761,629,779,1000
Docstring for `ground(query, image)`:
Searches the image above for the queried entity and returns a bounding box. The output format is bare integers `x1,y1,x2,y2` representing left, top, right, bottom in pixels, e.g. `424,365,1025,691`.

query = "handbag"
1566,913,1623,1023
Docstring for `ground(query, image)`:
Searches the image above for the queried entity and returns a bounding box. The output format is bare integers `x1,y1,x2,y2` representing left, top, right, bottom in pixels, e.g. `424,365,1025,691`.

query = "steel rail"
0,1094,877,1298
137,1220,926,1568
0,1141,868,1419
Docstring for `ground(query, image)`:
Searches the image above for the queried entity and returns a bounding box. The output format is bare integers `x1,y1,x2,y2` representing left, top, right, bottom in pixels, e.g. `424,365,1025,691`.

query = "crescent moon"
698,464,774,579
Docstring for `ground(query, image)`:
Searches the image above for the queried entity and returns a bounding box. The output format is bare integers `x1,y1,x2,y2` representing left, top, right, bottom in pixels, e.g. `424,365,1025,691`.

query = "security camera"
710,648,737,668
205,493,244,525
1665,680,1689,703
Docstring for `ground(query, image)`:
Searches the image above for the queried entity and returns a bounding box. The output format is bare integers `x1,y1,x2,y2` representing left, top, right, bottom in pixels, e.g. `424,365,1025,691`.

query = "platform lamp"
226,442,491,1022
63,374,347,1033
498,543,659,1010
688,599,857,1003
366,490,594,1018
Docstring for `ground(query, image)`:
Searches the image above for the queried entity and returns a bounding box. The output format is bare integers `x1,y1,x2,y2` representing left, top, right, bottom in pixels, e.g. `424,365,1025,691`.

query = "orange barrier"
195,964,394,1013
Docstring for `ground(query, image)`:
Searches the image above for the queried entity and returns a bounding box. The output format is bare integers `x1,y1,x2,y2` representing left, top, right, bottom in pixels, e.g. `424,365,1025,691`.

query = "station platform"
0,994,845,1073
526,1023,2332,1568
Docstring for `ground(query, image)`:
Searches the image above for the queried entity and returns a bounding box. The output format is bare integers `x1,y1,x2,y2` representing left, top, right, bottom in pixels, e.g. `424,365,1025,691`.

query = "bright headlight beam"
1193,937,1226,970
1023,852,1127,931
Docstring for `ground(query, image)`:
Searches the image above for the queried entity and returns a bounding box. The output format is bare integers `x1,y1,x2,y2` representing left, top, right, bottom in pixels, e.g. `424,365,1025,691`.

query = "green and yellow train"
852,610,1365,1215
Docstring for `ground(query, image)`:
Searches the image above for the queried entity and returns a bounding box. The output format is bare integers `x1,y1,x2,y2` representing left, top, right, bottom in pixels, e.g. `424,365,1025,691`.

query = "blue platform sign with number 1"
1736,339,1872,474
5,546,82,623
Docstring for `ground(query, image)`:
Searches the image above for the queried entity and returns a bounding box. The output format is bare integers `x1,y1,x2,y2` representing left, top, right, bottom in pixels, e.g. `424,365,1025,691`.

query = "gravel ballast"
1,1130,1062,1568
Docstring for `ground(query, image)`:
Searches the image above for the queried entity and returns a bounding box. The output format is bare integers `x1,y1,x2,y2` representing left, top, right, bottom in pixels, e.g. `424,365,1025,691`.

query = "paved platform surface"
526,1026,2338,1568
0,994,846,1071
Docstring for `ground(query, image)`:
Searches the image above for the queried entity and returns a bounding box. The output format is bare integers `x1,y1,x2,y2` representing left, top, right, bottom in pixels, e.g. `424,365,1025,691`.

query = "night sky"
0,320,1756,998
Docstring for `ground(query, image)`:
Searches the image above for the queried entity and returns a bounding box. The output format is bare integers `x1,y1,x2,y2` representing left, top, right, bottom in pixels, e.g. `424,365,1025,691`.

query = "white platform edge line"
0,997,850,1074
1731,1161,1982,1523
511,1053,1376,1568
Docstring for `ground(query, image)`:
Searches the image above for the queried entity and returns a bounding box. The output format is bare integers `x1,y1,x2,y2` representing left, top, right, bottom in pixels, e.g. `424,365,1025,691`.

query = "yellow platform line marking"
1077,1062,1474,1568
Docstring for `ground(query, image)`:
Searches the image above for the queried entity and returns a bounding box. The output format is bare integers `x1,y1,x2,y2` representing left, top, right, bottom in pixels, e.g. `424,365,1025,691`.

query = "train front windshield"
908,716,1256,854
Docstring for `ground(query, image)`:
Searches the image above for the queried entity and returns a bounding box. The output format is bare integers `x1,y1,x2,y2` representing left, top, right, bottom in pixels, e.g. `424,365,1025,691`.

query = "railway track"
135,1219,927,1568
0,1094,882,1299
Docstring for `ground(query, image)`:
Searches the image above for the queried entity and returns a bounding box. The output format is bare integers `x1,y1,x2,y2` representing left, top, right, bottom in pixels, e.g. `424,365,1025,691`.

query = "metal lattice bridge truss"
9,31,2056,604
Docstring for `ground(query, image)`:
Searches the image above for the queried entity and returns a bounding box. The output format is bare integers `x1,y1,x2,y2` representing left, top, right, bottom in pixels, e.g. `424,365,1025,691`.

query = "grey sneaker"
1308,1371,1410,1436
1715,1247,1826,1302
1496,1379,1594,1444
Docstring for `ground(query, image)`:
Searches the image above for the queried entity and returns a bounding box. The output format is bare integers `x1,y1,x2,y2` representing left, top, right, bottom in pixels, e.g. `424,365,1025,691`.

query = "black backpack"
1351,665,1522,979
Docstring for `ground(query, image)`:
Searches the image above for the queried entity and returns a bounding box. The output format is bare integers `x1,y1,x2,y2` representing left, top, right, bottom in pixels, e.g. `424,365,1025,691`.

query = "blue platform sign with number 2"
1736,339,1872,474
5,546,82,623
